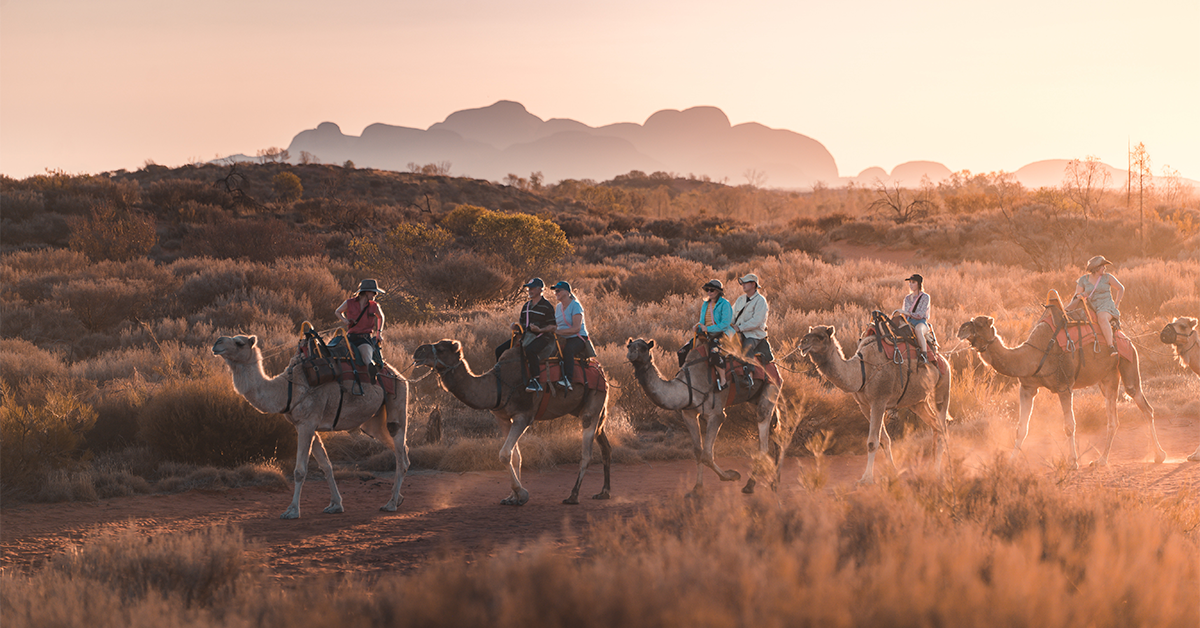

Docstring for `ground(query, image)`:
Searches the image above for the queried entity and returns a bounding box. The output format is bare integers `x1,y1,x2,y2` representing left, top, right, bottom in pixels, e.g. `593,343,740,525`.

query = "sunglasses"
704,288,718,293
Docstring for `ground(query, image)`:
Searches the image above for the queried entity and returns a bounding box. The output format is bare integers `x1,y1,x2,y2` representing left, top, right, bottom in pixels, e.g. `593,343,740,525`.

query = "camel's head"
1160,316,1197,346
212,335,258,363
412,339,463,371
625,338,655,364
798,325,836,357
956,316,997,351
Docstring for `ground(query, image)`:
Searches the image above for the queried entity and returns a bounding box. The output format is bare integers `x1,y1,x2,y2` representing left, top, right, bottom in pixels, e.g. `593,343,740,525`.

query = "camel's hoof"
380,496,403,512
1089,458,1109,468
502,490,530,506
1188,454,1200,463
323,504,344,514
1154,451,1166,464
741,478,757,494
563,495,580,505
720,469,742,482
856,477,875,487
592,490,610,500
280,509,300,520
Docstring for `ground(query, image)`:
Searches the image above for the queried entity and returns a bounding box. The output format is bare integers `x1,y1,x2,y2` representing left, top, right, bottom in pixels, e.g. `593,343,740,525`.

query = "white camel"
1160,317,1200,462
213,334,409,519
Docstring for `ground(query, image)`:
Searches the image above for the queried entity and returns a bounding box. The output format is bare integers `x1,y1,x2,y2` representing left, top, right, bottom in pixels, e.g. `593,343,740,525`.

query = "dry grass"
2,462,1195,628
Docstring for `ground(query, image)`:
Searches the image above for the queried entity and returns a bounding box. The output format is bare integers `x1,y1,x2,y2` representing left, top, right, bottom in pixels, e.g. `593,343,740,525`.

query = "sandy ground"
2,414,1196,581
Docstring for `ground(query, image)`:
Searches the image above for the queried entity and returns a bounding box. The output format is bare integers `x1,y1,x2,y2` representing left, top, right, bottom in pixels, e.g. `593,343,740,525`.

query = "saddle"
296,323,399,396
864,311,949,379
1042,290,1132,361
509,326,597,380
886,313,939,353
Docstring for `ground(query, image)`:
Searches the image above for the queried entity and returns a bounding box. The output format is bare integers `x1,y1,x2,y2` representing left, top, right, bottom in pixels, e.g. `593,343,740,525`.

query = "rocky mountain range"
263,100,1136,190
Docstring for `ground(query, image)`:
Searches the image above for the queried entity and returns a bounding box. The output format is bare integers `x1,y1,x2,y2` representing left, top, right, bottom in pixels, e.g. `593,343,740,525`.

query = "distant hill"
271,100,1180,190
286,101,838,188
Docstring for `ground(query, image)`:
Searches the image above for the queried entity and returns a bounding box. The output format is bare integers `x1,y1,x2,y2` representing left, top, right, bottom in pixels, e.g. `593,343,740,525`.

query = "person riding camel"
551,281,590,391
895,273,931,363
334,279,385,367
730,273,771,385
1073,255,1124,355
676,279,733,389
494,278,558,392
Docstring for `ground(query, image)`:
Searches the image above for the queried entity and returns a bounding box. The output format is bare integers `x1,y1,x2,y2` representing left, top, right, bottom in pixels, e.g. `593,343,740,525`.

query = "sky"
2,0,1198,182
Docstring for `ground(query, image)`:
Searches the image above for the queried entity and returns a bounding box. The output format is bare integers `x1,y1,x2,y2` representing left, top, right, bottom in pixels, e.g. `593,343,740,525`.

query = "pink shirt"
342,299,381,334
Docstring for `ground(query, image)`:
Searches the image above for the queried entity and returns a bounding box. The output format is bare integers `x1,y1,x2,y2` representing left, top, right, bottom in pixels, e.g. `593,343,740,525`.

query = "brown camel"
212,334,409,519
412,339,611,506
624,337,785,494
799,325,950,484
956,314,1165,468
1159,316,1200,461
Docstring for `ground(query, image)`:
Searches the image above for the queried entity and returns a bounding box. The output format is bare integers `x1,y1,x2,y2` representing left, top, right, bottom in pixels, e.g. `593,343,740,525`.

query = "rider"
1074,255,1124,355
730,273,771,385
494,278,558,392
334,279,385,367
895,273,931,363
676,279,733,388
551,280,589,391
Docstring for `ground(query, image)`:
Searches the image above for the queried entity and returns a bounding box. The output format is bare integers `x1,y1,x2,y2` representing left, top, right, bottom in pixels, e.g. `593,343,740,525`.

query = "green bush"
137,375,296,467
0,383,97,497
272,171,303,203
472,210,573,273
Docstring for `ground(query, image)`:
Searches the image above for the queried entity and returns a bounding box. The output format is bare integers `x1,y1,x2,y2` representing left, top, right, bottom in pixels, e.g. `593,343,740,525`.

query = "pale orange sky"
2,0,1198,182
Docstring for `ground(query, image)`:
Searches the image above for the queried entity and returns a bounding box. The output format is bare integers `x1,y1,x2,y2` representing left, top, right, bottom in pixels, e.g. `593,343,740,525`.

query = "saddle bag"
302,357,340,387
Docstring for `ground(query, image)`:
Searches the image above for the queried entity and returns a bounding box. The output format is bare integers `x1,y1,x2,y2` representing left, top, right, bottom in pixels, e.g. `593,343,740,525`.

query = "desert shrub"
472,210,574,274
137,375,296,467
576,232,672,263
67,203,157,262
85,380,147,453
144,178,229,214
620,256,709,303
556,213,610,238
272,171,303,203
183,218,322,263
418,250,518,307
0,382,98,497
777,226,829,255
716,229,765,260
52,277,156,332
0,189,45,221
170,258,249,315
0,338,67,388
177,200,229,224
246,256,346,326
1,248,90,279
0,211,72,248
441,203,488,236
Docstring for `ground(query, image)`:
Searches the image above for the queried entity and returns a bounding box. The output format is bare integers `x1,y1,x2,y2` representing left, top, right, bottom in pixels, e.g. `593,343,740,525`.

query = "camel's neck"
809,342,864,393
227,353,290,414
976,330,1048,379
438,359,504,410
631,356,694,410
1179,336,1200,374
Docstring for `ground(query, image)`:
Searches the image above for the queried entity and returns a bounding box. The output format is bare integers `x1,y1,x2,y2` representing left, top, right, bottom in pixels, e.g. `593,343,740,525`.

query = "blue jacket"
698,298,732,335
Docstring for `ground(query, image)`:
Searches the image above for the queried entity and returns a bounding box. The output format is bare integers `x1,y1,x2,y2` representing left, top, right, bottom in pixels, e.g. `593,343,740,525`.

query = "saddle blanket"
716,360,782,389
1038,313,1134,362
863,328,949,380
537,359,607,392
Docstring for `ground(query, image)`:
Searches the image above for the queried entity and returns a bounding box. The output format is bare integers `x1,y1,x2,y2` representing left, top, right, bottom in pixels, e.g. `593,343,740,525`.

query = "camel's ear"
647,339,656,349
974,315,993,327
1184,317,1198,332
248,335,258,347
825,326,835,338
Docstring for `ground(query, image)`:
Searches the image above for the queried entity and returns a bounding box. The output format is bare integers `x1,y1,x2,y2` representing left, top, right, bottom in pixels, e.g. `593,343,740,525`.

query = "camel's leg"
743,397,779,494
700,409,740,484
1050,390,1080,470
309,434,344,514
679,409,707,493
567,401,610,504
1012,385,1039,462
498,415,533,506
1123,373,1166,464
1189,443,1200,463
283,426,317,519
362,398,409,512
859,404,888,485
1093,378,1120,467
593,423,613,501
912,400,948,473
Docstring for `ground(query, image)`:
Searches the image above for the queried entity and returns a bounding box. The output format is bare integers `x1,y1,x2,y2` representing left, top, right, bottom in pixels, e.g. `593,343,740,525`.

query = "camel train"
210,270,1196,517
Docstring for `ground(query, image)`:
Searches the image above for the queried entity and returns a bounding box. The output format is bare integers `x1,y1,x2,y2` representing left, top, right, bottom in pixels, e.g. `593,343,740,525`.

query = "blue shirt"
556,299,588,339
698,297,732,334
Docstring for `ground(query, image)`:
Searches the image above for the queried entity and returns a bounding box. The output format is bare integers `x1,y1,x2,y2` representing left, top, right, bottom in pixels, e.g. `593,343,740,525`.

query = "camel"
1159,316,1200,462
956,315,1165,468
212,334,409,519
412,339,610,506
624,337,785,494
799,325,950,484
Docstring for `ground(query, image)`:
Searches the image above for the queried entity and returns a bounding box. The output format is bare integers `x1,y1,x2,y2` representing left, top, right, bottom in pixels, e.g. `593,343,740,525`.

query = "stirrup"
525,380,543,392
556,377,573,391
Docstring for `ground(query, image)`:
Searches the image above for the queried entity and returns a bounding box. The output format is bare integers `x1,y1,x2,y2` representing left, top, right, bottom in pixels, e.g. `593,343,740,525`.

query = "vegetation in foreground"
1,461,1196,628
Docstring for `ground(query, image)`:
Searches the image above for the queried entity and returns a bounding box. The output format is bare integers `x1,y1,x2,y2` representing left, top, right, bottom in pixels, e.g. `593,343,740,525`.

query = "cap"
550,280,572,293
702,279,724,292
523,277,545,289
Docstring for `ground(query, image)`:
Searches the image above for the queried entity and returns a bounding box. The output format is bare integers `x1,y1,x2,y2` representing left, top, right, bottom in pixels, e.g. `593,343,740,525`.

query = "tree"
743,168,769,188
868,178,935,223
256,147,289,164
298,151,321,165
68,202,157,262
1128,142,1154,254
272,172,303,203
1158,164,1193,209
1062,156,1111,218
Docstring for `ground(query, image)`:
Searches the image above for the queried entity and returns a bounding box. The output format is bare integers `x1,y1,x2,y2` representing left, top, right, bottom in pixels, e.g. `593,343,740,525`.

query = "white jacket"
731,292,769,339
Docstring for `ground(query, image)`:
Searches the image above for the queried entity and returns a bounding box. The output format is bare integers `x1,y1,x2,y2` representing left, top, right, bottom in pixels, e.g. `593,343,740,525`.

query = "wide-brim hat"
550,280,572,293
702,279,724,292
523,277,545,289
1086,255,1112,272
739,273,761,287
905,273,924,283
354,279,385,296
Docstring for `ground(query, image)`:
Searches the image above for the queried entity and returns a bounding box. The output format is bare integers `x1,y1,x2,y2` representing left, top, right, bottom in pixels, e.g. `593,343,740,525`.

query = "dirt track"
3,415,1197,581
